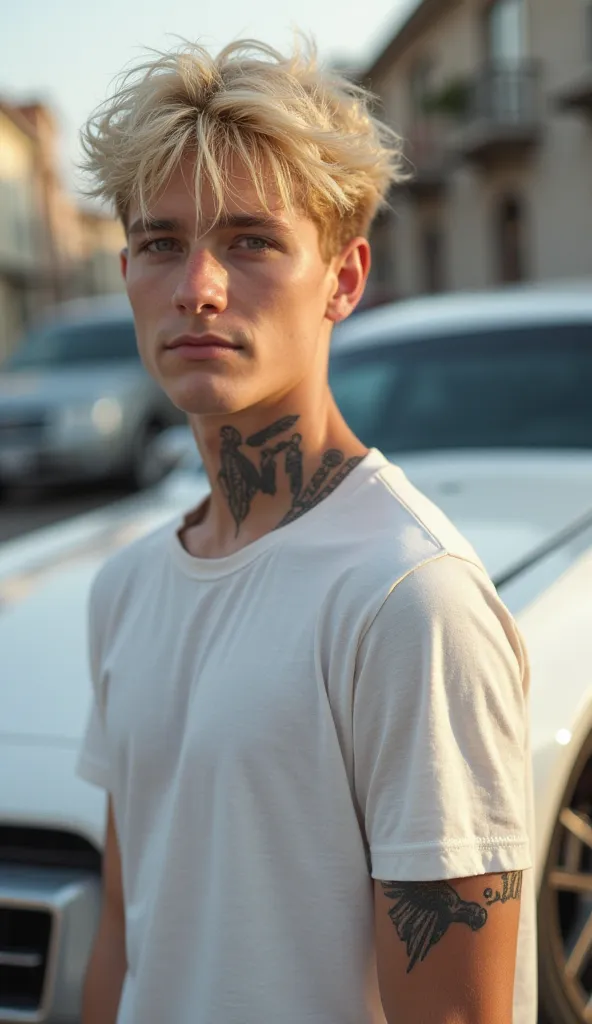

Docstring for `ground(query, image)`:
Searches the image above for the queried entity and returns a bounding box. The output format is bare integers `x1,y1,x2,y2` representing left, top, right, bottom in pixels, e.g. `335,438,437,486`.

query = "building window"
496,195,526,283
485,0,525,64
421,224,445,294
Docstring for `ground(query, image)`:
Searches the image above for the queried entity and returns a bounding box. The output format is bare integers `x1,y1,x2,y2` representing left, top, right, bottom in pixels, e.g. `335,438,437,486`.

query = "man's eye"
234,236,275,252
141,238,180,254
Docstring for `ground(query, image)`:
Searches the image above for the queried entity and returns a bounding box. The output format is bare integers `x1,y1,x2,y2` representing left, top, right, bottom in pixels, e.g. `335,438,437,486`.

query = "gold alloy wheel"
539,735,592,1023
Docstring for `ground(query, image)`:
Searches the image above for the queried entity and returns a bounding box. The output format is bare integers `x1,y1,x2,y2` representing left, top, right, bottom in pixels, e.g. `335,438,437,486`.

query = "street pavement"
0,482,129,545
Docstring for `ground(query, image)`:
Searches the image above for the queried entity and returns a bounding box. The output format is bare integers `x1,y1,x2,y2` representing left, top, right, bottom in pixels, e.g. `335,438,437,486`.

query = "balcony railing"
456,61,543,166
556,68,592,117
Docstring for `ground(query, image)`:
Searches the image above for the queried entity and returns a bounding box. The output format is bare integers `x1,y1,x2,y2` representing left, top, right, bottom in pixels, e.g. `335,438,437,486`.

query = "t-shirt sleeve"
76,576,112,791
353,553,532,882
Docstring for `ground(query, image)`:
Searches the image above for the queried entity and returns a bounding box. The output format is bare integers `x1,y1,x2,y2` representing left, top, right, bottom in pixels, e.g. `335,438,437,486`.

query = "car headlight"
59,398,123,436
90,397,124,434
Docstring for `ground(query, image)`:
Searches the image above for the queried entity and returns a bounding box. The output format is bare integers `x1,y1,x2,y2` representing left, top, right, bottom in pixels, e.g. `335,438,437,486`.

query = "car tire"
538,730,592,1024
128,420,168,491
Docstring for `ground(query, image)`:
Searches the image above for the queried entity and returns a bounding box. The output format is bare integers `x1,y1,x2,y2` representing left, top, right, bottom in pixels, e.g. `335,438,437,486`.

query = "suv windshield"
5,319,139,369
329,323,592,452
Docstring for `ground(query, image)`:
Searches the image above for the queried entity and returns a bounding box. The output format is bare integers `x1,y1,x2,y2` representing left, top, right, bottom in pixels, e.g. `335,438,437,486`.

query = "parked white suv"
2,285,592,1024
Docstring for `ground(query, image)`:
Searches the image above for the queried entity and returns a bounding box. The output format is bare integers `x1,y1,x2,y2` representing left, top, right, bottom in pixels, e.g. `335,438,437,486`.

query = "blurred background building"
3,0,592,341
0,99,124,363
364,0,592,304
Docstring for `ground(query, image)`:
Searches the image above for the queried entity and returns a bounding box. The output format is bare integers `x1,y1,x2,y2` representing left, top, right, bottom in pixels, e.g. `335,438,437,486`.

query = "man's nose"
172,249,228,315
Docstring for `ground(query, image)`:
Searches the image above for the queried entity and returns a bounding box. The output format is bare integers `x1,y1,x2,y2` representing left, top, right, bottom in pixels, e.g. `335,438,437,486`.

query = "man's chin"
165,379,253,418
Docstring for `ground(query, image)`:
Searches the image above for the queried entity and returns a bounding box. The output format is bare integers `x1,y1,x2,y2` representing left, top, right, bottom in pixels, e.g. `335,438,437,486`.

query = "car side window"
6,320,139,369
329,359,401,446
329,322,592,453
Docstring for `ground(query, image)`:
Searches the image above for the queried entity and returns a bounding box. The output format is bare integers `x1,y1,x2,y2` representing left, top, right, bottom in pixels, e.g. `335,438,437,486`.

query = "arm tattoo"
483,871,523,906
380,880,487,973
380,871,523,973
216,414,364,535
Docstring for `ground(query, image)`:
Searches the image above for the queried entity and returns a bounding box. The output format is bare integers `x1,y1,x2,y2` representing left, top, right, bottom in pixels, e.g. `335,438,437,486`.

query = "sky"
1,0,415,199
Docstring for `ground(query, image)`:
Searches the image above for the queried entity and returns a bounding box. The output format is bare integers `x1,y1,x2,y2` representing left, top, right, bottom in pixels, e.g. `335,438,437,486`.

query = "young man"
77,38,536,1024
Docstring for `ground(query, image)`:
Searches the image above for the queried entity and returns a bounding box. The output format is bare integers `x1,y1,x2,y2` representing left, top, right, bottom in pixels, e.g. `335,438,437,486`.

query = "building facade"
0,103,54,361
0,100,124,363
364,0,592,302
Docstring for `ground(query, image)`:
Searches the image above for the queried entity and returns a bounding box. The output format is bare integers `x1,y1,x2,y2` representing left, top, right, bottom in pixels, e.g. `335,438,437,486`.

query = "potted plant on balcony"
421,77,471,120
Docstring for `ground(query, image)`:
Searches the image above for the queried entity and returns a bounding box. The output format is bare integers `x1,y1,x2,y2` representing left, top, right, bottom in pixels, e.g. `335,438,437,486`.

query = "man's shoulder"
90,515,178,613
325,457,486,585
291,457,490,647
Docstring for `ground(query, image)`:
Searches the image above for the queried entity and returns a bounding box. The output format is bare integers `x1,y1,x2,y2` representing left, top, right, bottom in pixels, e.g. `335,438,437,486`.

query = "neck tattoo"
216,414,364,536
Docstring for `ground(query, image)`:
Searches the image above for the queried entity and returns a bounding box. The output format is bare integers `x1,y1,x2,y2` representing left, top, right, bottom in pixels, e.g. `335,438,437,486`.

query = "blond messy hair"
80,36,405,257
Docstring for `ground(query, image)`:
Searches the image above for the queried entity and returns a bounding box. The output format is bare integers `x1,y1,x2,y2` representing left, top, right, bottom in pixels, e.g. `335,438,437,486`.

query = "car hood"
395,450,592,582
1,450,592,743
0,365,143,410
0,474,208,743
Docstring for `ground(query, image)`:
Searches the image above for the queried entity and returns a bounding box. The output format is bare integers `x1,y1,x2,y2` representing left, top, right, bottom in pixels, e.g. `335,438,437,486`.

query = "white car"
1,286,592,1024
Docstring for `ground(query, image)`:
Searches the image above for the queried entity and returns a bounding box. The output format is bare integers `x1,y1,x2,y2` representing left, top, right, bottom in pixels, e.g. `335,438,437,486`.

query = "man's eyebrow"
128,218,182,236
213,213,291,233
127,213,291,236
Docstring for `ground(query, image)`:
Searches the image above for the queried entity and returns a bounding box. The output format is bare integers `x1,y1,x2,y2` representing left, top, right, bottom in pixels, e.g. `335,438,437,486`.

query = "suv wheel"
539,732,592,1023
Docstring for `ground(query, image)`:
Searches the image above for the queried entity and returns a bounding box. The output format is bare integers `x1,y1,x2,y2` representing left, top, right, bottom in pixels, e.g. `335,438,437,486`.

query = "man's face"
122,158,357,417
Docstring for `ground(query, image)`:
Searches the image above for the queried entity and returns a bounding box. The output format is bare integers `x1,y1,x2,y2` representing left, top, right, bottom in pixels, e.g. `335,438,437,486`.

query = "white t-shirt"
77,449,536,1024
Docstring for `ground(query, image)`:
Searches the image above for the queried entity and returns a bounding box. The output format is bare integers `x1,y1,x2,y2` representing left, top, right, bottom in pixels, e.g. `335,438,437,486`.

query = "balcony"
556,69,592,117
455,62,543,168
404,120,451,201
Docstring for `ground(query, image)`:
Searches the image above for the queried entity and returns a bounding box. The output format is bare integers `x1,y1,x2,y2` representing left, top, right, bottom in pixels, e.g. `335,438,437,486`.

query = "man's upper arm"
77,569,113,789
351,555,533,1018
102,800,125,924
374,872,522,1023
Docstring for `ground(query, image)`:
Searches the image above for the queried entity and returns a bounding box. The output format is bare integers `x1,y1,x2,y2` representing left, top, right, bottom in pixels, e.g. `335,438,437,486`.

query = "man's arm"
374,872,522,1024
82,800,127,1024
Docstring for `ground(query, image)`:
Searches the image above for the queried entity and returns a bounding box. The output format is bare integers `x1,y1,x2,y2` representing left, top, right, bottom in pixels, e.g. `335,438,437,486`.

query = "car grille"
0,907,52,1015
0,829,102,1023
0,414,47,444
0,827,101,873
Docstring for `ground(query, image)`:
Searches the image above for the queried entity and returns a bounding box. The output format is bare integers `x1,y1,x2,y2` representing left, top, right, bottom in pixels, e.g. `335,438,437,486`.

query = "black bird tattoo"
380,880,488,973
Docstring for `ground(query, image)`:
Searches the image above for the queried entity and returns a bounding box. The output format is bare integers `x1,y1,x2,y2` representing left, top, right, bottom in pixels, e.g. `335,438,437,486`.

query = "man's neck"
182,396,368,559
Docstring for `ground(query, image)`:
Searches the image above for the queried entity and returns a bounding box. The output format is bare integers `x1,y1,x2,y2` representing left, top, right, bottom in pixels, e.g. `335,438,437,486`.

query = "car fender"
517,546,592,891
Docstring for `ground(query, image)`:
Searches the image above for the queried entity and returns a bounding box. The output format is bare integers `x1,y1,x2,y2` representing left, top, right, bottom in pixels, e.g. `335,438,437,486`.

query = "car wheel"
129,421,168,491
539,731,592,1023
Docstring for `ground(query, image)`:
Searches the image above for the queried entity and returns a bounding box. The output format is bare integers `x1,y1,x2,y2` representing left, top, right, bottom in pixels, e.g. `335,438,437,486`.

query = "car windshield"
329,323,592,452
4,319,139,369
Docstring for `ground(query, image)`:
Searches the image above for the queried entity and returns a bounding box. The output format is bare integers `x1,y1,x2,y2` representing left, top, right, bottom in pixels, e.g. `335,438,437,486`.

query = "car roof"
36,282,592,337
37,293,133,328
333,283,592,353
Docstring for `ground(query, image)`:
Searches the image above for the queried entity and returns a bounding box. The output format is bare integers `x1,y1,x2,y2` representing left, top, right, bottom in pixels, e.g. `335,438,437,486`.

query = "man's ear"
325,238,371,324
120,247,129,281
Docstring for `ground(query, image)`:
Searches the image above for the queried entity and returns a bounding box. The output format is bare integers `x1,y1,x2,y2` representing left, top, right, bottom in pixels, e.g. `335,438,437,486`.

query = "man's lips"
166,333,241,351
165,333,243,361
